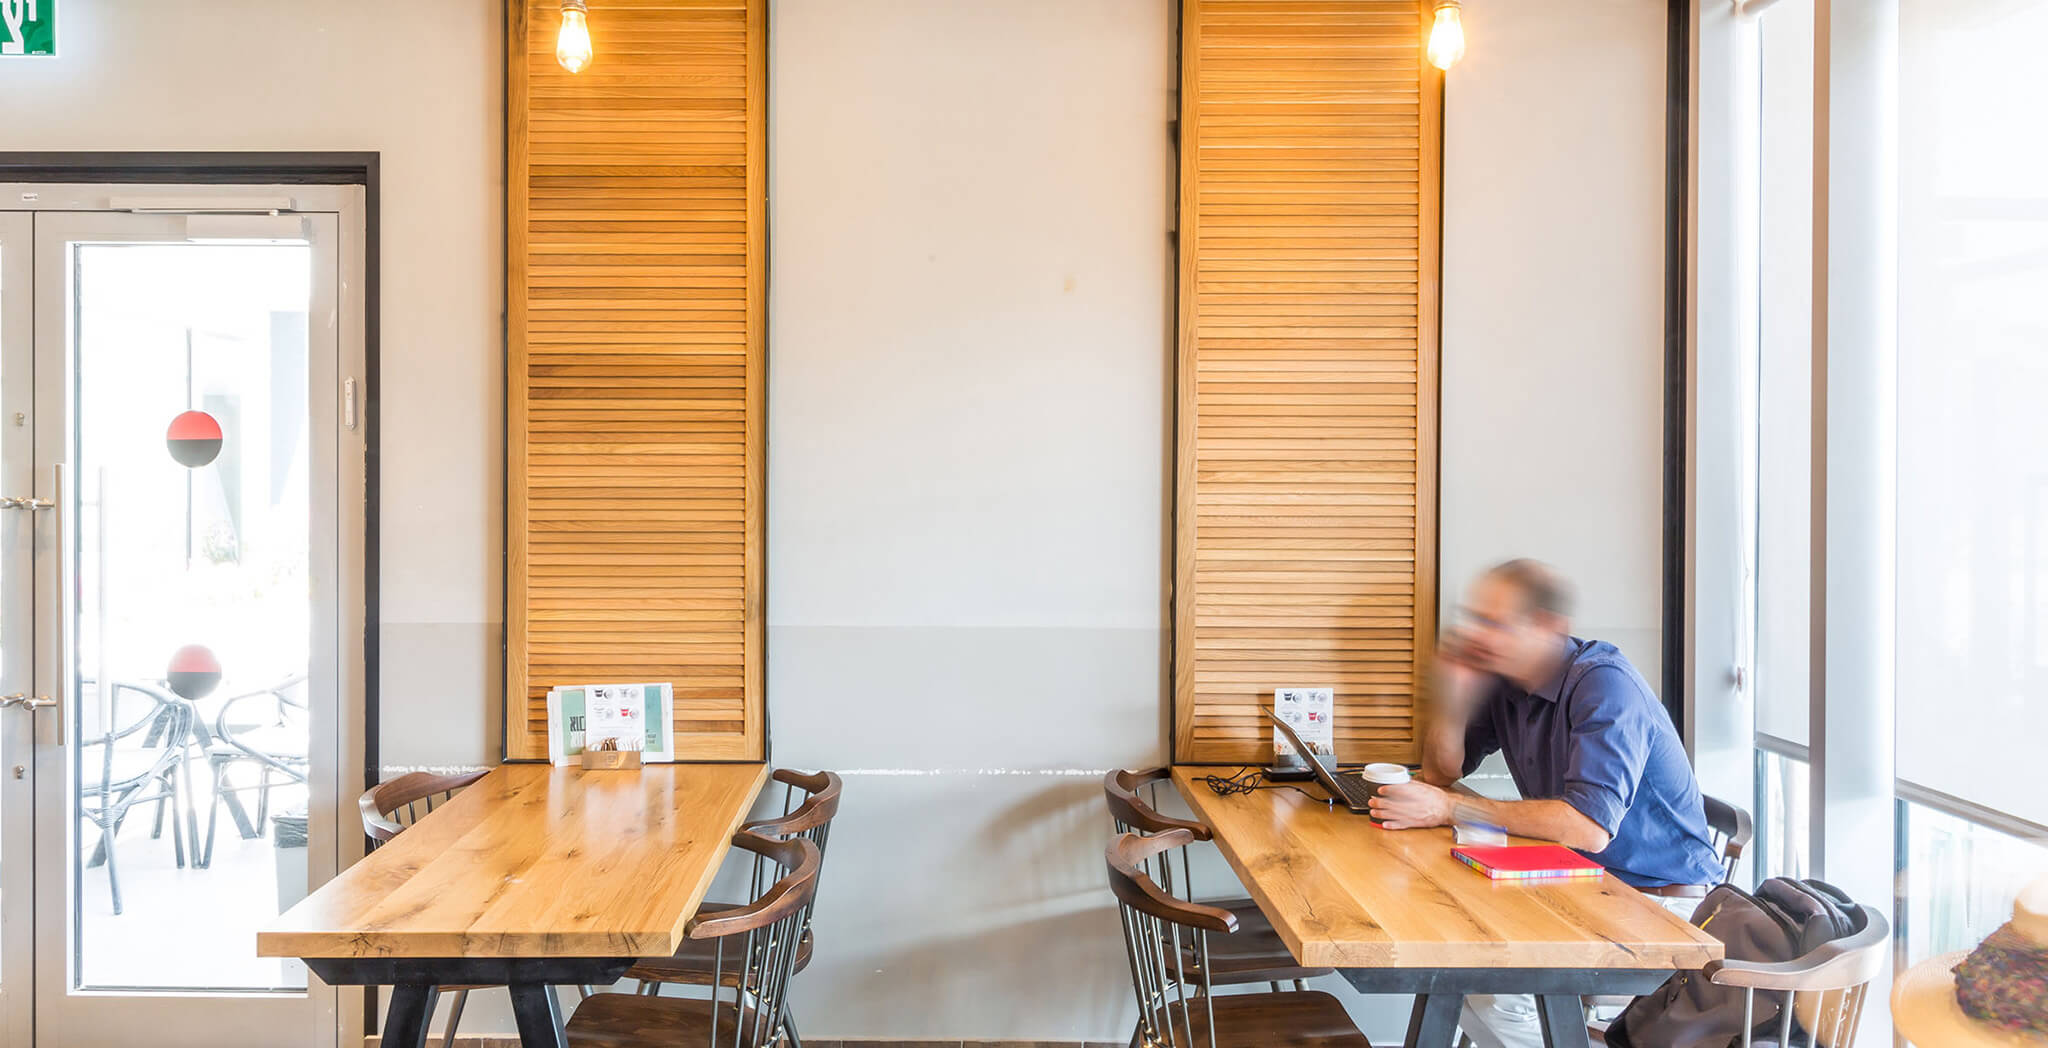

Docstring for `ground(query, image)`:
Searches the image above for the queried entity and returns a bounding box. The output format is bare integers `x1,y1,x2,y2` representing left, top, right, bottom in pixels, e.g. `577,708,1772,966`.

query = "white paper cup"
1361,763,1411,822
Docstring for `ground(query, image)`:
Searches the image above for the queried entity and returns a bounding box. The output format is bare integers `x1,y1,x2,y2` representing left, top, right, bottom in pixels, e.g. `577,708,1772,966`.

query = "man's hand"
1368,781,1457,830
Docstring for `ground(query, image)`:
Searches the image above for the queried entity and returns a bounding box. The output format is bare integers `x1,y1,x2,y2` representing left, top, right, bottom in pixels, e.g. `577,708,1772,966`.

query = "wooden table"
260,762,768,1048
1171,767,1723,1048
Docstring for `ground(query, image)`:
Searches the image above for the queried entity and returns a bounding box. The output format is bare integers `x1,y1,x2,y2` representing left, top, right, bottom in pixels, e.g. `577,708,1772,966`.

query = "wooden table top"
259,762,768,959
1171,766,1726,971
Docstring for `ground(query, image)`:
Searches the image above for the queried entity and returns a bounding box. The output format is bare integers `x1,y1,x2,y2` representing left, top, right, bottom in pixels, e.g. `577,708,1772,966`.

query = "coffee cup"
1360,763,1411,824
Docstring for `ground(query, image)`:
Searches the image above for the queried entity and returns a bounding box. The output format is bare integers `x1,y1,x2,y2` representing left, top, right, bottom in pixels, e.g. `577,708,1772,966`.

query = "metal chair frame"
78,678,202,915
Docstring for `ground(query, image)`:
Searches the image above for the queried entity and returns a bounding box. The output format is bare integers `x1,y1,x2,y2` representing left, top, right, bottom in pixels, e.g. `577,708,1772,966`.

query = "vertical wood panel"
506,0,766,761
1174,0,1442,765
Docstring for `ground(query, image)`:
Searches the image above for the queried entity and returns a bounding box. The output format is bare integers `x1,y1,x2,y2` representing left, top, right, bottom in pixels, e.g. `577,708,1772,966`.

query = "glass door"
8,204,353,1047
0,212,32,1048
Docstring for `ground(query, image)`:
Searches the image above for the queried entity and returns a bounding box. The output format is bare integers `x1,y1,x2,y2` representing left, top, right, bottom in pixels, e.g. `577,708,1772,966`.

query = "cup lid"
1362,762,1411,783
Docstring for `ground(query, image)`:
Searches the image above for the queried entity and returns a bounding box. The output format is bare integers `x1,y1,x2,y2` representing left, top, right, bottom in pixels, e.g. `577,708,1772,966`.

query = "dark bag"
1605,878,1862,1048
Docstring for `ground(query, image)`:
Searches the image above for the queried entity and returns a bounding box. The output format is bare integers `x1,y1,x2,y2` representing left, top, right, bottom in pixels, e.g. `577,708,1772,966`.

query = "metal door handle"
0,495,53,510
0,694,54,711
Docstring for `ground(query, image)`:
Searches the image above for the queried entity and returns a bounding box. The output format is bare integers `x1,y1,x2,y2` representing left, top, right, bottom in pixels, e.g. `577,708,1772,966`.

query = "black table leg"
381,985,441,1048
1534,994,1593,1048
510,982,567,1048
1405,992,1464,1048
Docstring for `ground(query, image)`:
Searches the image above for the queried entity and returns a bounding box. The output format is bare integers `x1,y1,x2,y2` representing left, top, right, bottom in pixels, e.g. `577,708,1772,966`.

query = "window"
1721,0,2048,948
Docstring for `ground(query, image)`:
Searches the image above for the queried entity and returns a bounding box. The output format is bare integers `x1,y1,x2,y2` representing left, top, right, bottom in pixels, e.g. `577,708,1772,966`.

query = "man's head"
1452,559,1574,684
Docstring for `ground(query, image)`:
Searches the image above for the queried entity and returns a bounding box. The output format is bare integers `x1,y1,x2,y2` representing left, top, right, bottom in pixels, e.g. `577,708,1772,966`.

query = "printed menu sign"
1273,687,1334,762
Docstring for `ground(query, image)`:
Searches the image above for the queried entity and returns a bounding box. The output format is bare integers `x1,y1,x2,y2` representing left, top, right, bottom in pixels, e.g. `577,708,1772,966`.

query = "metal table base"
1338,967,1675,1048
305,956,636,1048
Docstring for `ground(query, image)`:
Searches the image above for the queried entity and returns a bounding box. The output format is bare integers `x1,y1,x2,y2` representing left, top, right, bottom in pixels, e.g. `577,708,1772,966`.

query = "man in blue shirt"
1369,559,1723,1048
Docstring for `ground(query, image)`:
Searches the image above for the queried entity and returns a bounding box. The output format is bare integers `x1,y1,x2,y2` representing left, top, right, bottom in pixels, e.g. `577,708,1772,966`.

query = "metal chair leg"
439,987,469,1048
782,1011,804,1048
103,823,123,916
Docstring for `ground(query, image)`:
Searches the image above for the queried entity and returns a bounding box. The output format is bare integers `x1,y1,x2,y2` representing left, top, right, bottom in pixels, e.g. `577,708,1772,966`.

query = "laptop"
1265,710,1377,813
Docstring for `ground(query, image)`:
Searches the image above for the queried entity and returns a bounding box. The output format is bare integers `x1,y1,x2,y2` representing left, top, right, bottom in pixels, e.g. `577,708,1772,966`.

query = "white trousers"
1457,893,1701,1048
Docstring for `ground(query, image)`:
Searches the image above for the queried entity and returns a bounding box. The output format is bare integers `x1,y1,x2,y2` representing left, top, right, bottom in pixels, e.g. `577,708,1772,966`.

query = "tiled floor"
75,780,308,991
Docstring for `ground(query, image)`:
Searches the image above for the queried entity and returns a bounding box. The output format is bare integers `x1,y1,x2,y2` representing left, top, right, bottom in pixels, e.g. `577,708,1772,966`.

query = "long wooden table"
260,762,768,1048
1171,767,1723,1048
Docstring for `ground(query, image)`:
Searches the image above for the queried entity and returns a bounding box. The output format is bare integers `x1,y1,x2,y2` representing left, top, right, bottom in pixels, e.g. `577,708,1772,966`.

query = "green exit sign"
2,0,54,58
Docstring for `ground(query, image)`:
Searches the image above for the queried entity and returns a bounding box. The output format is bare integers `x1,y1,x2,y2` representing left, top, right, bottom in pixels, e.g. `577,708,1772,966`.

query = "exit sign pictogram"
1,0,53,58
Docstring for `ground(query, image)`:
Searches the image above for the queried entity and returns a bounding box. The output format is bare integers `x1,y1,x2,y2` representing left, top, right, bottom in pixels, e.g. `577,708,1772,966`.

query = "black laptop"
1265,710,1377,813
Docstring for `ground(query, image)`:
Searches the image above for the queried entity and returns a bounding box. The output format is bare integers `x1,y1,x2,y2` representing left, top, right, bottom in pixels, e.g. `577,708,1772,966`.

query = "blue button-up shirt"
1461,637,1725,888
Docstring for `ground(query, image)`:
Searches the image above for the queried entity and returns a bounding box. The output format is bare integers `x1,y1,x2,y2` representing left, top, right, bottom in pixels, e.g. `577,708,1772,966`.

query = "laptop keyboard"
1323,769,1376,809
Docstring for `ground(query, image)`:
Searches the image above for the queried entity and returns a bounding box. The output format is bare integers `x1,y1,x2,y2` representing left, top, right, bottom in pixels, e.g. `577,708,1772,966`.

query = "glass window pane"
1753,0,1814,748
1756,750,1812,883
71,243,311,992
1896,0,2048,823
1900,802,2048,965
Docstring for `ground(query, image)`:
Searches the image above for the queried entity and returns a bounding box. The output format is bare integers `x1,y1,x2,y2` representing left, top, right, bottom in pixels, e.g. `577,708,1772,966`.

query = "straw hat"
1894,877,2048,1046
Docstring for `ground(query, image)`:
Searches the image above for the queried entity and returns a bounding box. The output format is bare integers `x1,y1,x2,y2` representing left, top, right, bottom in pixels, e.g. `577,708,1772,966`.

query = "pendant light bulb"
1428,1,1466,71
557,0,593,74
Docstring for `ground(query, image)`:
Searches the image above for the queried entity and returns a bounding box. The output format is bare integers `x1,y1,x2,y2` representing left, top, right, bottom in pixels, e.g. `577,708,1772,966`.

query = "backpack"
1605,878,1863,1048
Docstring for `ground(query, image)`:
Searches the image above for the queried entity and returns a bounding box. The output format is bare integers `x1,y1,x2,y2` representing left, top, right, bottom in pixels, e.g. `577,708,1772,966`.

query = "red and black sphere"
166,411,223,468
166,644,222,700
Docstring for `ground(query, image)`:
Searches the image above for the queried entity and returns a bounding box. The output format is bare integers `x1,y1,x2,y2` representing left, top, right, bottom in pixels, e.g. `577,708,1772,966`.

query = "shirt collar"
1524,637,1584,703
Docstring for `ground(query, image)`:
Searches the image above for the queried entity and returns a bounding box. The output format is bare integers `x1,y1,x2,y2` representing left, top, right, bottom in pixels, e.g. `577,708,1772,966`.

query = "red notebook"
1451,844,1605,881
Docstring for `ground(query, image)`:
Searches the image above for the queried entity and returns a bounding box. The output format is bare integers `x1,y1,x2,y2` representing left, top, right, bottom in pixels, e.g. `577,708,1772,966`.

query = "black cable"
1198,766,1324,802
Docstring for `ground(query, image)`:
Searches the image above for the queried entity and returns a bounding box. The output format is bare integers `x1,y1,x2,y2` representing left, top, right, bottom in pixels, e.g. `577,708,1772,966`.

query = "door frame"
0,211,33,1048
0,161,378,1048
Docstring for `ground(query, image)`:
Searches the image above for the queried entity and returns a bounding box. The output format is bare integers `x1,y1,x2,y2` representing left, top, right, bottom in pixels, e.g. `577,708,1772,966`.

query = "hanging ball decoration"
166,644,223,700
166,410,224,468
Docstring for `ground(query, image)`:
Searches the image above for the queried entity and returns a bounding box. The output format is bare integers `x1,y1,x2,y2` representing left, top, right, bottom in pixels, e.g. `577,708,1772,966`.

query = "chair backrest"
748,769,842,853
1709,904,1890,1048
1106,830,1240,1048
1702,794,1755,884
358,770,488,845
686,831,822,1048
739,769,842,943
1103,768,1219,904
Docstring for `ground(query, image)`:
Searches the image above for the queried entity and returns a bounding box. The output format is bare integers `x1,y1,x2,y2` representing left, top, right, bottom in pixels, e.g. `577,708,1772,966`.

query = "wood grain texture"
1169,768,1725,971
1174,0,1443,765
506,0,767,761
259,763,767,959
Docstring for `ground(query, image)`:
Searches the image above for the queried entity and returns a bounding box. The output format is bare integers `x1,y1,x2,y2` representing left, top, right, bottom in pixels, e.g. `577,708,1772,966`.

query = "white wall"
764,0,1173,1034
1439,0,1671,687
4,0,1672,1039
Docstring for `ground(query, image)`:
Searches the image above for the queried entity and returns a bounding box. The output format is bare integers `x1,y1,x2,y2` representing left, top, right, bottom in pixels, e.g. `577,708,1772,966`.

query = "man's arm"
1420,644,1492,787
1367,784,1615,851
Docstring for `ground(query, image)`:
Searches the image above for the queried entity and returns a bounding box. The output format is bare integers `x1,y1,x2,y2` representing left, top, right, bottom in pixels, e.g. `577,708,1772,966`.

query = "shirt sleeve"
1558,667,1653,836
1458,685,1504,778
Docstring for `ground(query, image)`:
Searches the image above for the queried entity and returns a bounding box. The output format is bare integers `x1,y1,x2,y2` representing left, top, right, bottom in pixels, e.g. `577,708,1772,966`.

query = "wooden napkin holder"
579,741,643,771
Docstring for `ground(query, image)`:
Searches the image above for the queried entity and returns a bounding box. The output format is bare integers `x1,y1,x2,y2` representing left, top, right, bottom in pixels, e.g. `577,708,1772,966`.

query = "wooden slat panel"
507,0,766,761
1174,0,1441,765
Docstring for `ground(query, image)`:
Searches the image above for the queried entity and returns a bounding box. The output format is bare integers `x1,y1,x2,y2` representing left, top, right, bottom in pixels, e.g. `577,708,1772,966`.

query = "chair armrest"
1704,907,1890,990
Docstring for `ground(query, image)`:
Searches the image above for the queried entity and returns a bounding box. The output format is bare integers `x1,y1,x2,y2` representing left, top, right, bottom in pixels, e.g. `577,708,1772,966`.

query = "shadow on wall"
789,773,1136,1038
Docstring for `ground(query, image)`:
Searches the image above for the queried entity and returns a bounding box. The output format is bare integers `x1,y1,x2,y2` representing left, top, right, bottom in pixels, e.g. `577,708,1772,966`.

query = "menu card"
546,682,676,766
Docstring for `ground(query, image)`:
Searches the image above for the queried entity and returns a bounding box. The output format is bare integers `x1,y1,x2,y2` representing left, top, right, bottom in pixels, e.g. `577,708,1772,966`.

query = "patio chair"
202,675,310,868
78,678,202,915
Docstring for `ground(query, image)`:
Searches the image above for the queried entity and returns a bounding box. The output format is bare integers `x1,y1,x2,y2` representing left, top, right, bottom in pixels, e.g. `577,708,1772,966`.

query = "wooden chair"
1703,793,1755,885
1106,830,1377,1048
567,832,823,1048
626,770,840,1048
1103,768,1333,991
359,770,488,1048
